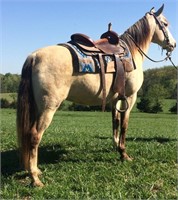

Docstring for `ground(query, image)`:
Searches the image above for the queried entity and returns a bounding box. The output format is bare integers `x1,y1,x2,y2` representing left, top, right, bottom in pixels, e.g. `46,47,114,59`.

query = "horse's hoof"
37,168,43,176
32,180,44,187
121,154,133,162
125,156,133,161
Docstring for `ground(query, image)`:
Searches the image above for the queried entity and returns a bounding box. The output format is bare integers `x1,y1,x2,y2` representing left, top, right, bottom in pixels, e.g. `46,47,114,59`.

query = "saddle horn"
154,4,164,16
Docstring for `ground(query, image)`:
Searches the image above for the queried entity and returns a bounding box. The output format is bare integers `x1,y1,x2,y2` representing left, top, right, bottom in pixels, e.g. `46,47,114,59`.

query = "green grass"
1,109,177,199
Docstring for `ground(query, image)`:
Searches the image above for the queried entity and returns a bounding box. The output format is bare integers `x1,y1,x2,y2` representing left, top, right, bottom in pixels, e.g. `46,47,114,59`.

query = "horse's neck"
140,14,156,55
121,14,156,68
136,15,156,66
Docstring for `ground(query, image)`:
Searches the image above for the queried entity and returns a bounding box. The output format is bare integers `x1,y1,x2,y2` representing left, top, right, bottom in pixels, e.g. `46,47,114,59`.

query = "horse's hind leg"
29,108,57,187
112,108,120,150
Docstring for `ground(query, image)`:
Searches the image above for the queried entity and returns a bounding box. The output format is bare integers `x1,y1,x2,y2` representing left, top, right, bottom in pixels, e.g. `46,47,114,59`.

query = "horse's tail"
17,55,36,170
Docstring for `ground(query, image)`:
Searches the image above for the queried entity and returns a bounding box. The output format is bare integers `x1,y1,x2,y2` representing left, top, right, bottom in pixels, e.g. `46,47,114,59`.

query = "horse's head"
148,4,176,52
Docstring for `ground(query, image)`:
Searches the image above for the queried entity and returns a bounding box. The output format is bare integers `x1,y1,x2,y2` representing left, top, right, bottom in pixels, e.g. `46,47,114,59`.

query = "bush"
169,102,177,114
9,100,17,109
137,97,163,113
67,102,112,112
68,103,91,111
151,101,163,113
1,98,11,108
0,98,17,109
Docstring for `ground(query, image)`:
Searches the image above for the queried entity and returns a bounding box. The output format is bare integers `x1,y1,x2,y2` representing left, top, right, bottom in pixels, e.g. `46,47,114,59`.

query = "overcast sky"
1,0,178,74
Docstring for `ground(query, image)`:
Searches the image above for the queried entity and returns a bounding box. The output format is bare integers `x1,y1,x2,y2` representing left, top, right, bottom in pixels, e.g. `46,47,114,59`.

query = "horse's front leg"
112,108,132,161
112,94,137,161
119,110,133,161
118,94,138,161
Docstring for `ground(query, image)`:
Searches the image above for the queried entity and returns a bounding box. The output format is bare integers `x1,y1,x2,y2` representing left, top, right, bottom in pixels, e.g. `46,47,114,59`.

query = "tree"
137,84,164,113
1,73,20,93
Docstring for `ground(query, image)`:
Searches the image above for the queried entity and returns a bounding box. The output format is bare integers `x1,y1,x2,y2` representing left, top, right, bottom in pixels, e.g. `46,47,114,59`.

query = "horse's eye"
163,22,168,27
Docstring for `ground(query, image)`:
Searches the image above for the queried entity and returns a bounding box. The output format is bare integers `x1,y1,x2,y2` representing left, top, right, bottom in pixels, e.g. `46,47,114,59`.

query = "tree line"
0,66,177,113
1,73,20,93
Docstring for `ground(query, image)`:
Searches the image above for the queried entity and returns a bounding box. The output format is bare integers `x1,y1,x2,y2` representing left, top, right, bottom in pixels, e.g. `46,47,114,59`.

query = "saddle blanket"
59,42,134,73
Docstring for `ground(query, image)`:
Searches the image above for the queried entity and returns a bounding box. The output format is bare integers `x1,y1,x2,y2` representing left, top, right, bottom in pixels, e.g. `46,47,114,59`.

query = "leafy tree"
1,73,20,93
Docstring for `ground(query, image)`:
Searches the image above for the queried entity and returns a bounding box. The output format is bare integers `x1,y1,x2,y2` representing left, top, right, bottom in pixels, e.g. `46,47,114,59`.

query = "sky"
1,0,178,74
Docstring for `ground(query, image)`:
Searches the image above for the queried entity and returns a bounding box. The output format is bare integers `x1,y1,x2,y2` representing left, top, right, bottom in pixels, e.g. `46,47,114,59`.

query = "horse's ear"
154,4,164,16
150,7,155,14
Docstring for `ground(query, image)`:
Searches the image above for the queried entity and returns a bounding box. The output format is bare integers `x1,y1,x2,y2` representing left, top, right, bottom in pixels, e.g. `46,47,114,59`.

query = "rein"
125,32,177,70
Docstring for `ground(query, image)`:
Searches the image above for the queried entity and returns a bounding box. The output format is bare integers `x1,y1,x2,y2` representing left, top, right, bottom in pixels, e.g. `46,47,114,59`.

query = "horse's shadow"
127,136,176,143
1,144,66,177
1,149,20,176
95,135,176,143
2,136,176,177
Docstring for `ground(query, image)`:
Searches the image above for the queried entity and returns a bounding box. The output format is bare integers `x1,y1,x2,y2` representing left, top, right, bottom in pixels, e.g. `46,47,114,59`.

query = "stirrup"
115,96,129,113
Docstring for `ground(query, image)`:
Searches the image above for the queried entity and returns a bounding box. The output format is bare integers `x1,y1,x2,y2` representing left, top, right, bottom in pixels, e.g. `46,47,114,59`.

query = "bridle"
125,11,177,69
149,11,171,47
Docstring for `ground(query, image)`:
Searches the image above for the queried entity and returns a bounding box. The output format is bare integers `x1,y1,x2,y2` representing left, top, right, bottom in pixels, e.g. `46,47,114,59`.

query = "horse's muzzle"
164,42,176,52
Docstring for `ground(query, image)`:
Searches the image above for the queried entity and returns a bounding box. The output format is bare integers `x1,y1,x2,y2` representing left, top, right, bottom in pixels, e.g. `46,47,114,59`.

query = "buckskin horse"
17,5,176,186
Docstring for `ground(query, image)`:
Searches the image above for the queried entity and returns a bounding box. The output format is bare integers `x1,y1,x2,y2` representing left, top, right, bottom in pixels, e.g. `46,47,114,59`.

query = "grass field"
1,109,177,199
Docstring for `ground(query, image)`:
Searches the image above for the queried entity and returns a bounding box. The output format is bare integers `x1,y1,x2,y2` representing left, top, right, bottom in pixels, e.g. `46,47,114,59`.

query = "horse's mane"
120,16,151,55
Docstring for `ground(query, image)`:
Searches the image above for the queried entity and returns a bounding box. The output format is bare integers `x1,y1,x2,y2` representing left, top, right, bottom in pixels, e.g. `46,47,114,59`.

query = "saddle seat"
70,31,125,55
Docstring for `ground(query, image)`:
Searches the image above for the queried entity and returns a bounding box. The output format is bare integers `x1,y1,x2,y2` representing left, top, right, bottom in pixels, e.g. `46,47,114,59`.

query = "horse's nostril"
170,43,176,49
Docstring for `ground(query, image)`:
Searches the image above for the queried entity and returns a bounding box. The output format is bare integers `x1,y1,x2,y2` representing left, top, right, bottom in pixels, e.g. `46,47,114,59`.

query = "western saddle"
68,23,134,112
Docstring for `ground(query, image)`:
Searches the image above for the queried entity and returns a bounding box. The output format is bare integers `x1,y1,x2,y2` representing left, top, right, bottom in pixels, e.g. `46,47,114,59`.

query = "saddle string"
125,32,177,69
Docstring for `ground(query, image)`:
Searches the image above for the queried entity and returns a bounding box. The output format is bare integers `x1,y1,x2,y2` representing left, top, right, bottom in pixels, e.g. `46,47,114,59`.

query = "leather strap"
99,53,127,112
113,54,125,97
98,54,106,111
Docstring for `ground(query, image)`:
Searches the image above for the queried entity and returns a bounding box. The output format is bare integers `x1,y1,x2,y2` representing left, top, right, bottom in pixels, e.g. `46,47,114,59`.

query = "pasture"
1,109,177,199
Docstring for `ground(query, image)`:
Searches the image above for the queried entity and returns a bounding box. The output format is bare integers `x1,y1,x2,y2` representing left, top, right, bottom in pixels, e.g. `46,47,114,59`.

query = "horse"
17,5,176,187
